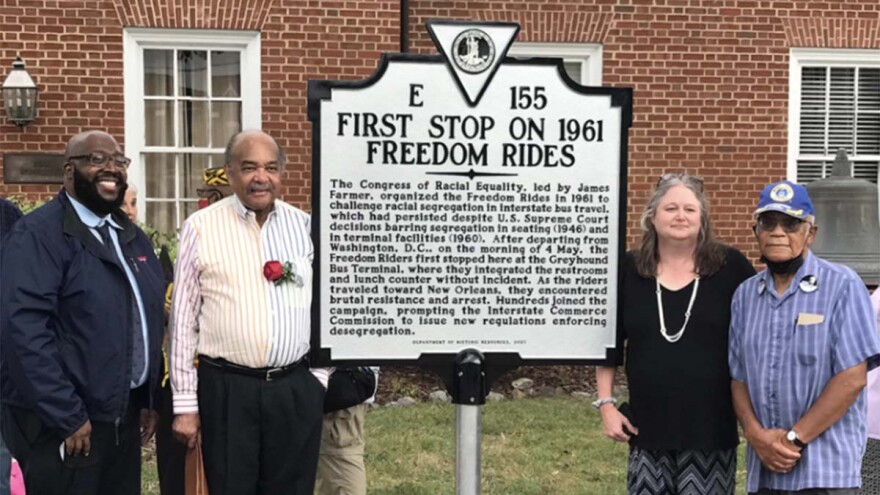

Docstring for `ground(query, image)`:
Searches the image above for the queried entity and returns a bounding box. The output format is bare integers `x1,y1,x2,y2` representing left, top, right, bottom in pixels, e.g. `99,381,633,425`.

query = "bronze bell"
805,149,880,286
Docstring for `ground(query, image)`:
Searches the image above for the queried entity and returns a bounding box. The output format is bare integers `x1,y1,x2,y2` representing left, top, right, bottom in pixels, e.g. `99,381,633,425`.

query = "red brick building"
1,0,878,256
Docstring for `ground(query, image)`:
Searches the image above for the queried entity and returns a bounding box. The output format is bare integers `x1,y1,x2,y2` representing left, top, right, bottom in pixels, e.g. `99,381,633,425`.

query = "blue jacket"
1,191,165,438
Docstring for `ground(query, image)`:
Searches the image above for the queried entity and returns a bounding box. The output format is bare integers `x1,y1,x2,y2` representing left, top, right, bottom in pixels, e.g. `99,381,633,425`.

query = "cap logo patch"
769,183,794,203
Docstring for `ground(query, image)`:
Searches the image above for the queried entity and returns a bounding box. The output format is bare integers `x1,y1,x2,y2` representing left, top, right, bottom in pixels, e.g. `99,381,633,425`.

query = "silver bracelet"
591,397,617,409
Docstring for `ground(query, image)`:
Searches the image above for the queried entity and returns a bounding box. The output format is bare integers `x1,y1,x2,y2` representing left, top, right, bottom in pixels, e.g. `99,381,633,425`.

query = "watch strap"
787,429,807,448
591,397,617,409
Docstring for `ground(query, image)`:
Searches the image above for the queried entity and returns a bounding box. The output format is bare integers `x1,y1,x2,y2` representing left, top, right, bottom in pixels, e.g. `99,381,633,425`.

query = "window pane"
212,102,241,147
178,50,208,97
179,100,209,148
859,68,880,111
797,160,828,183
145,100,175,146
828,68,855,155
182,201,200,221
181,154,217,198
147,202,176,235
563,61,582,84
144,153,176,199
212,51,241,97
856,68,880,155
853,161,879,184
144,50,173,97
799,67,827,154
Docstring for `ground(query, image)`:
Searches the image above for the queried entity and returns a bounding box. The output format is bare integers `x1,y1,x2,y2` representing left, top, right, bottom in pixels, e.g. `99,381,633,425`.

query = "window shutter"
798,67,826,157
856,68,880,156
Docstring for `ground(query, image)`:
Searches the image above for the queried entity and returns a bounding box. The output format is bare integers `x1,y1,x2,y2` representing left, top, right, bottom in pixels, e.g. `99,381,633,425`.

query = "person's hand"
140,409,159,446
747,428,800,473
599,405,639,442
172,413,201,449
65,420,92,457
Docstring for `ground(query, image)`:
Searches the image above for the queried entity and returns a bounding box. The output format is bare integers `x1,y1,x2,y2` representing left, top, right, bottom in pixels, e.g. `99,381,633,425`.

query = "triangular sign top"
427,20,520,107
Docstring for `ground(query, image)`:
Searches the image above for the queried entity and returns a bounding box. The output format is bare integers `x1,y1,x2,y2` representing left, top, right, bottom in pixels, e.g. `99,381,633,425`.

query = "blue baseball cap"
753,180,815,220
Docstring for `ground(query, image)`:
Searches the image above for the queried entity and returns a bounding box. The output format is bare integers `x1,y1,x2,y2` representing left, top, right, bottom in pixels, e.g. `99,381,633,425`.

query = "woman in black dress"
595,173,755,494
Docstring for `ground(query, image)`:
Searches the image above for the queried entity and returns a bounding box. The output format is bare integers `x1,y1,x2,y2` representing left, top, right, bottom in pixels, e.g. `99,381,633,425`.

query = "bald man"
0,131,165,495
170,130,328,494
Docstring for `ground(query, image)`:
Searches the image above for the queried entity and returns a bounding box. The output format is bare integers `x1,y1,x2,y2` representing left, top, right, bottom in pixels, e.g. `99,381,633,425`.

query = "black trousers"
0,388,145,495
198,360,325,495
156,380,186,495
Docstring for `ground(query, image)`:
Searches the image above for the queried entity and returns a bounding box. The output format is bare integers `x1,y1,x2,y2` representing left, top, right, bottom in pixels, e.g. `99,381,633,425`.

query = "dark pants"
156,380,186,495
198,359,325,495
0,388,145,495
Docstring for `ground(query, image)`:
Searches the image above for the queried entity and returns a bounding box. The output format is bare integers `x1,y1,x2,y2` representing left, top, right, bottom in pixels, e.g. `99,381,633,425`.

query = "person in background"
863,287,880,495
196,167,233,209
0,197,24,495
315,367,379,495
596,173,755,494
0,131,165,494
170,130,328,494
122,183,138,223
730,180,880,494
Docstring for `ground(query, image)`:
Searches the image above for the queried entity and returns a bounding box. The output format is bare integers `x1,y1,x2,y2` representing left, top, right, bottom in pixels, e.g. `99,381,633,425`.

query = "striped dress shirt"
729,251,880,492
170,195,327,414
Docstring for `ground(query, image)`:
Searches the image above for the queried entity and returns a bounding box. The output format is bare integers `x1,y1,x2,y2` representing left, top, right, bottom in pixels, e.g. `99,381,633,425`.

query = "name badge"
797,313,824,325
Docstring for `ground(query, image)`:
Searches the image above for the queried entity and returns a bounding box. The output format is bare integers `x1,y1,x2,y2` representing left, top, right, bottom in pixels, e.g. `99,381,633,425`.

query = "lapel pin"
799,275,818,293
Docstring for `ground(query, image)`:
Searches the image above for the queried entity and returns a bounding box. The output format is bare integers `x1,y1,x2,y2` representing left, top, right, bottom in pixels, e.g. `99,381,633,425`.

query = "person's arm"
1,230,90,440
790,278,880,444
310,367,332,389
728,286,799,473
595,366,638,442
731,380,800,472
169,221,202,448
789,361,866,445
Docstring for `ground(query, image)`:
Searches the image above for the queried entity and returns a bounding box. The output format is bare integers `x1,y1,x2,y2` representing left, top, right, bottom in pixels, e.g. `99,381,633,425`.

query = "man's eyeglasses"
657,173,704,193
69,152,131,169
755,215,807,233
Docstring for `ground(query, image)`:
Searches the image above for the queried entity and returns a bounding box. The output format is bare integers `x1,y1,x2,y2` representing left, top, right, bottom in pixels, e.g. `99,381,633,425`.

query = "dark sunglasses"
755,215,807,233
657,173,704,193
69,152,131,169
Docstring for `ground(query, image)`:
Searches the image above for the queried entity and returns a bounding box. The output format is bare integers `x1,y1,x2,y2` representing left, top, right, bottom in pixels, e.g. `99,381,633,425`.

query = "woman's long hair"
635,174,726,278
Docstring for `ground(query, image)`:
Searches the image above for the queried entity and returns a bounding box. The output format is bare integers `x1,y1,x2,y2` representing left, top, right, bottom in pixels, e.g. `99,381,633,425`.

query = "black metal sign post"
308,20,633,493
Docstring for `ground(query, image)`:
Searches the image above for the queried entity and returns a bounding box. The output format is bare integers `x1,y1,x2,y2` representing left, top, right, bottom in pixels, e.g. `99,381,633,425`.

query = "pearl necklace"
656,276,700,343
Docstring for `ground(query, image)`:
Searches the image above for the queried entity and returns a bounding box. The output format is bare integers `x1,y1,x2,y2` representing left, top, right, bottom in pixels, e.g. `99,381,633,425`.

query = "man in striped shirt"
730,180,880,494
170,130,329,495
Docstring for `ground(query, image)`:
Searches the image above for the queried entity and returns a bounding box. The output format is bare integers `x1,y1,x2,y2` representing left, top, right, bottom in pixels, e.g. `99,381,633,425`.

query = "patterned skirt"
864,438,880,495
628,445,736,495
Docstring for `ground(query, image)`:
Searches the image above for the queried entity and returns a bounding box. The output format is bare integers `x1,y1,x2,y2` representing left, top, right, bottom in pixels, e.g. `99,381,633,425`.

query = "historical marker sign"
309,21,632,367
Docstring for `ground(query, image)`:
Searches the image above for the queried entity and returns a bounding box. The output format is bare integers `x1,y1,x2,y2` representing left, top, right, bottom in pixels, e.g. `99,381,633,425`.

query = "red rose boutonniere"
263,260,304,287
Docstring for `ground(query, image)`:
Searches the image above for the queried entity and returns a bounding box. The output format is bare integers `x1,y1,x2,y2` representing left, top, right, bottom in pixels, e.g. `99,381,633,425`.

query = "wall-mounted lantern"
2,56,38,128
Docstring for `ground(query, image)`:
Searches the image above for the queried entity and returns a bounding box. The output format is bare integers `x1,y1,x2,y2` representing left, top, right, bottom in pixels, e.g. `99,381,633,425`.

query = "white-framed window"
123,28,262,231
507,42,603,86
789,48,880,184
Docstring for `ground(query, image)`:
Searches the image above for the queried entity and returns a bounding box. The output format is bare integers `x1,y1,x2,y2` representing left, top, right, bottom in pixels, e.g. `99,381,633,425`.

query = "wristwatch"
591,397,617,409
785,429,807,449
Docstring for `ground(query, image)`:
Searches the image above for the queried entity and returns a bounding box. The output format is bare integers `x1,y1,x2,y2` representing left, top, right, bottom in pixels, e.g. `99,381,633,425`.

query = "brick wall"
2,0,879,258
0,0,125,200
0,0,400,212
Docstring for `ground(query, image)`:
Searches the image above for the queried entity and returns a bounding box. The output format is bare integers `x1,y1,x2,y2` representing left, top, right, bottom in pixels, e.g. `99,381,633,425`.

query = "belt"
199,355,305,382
